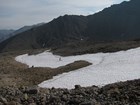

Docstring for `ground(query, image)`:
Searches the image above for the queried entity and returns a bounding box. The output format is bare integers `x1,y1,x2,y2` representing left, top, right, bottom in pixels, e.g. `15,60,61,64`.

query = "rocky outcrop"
0,79,139,105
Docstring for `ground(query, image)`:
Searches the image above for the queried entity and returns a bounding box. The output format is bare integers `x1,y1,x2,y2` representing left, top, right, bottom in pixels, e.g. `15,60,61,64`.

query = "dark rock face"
1,0,140,52
87,0,140,41
0,79,139,105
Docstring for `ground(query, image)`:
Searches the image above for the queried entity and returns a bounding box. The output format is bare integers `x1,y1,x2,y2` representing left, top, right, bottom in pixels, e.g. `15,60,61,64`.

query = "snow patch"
15,47,140,89
15,51,102,68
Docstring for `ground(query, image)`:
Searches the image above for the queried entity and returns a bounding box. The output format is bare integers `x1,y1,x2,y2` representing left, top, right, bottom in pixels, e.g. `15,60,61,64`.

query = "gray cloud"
0,0,129,29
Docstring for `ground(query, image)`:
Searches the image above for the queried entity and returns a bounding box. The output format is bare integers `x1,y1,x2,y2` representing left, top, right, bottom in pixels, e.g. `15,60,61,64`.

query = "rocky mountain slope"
0,0,140,52
0,79,139,105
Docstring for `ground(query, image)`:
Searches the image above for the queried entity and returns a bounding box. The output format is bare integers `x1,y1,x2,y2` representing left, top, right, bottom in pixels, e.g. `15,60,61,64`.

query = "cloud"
0,0,129,29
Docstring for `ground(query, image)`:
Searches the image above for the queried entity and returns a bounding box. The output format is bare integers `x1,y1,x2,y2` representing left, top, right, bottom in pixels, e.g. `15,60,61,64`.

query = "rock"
51,87,55,90
13,98,21,103
24,93,28,100
50,95,60,102
0,102,3,105
7,101,21,105
75,85,81,89
29,103,36,105
61,95,68,101
108,87,120,94
80,101,93,105
63,89,70,94
80,99,100,105
28,98,35,103
19,86,27,93
0,97,7,104
39,88,50,94
26,86,39,94
68,98,80,105
39,94,46,105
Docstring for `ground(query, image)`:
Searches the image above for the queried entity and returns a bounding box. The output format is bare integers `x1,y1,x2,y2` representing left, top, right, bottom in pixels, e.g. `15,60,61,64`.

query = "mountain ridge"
0,30,15,43
0,0,140,52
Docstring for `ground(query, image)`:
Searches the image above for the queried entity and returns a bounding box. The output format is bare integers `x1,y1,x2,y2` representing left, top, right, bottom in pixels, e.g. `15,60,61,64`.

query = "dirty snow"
15,47,140,89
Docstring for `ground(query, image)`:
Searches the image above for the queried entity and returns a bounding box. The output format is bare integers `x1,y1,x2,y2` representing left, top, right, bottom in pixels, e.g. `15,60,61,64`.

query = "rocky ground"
0,79,139,105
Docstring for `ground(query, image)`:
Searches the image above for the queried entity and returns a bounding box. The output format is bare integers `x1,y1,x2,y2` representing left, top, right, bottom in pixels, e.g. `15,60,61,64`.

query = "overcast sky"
0,0,129,29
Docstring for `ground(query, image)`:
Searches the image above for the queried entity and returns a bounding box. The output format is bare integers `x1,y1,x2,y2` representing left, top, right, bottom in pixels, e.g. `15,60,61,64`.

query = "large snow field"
15,47,140,89
15,51,103,68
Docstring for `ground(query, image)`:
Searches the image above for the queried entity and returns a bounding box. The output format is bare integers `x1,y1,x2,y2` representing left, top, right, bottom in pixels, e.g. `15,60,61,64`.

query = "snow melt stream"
15,48,140,89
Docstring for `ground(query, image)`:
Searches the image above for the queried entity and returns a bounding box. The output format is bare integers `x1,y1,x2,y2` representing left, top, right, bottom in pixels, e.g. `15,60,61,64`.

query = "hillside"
0,0,140,52
11,23,45,36
0,23,44,43
0,30,15,43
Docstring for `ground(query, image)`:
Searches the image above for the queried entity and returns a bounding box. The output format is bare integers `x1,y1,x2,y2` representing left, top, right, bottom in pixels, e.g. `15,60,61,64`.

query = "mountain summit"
0,0,140,52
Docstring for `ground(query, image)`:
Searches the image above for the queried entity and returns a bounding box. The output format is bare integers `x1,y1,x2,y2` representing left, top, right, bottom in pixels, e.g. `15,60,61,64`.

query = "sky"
0,0,129,29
